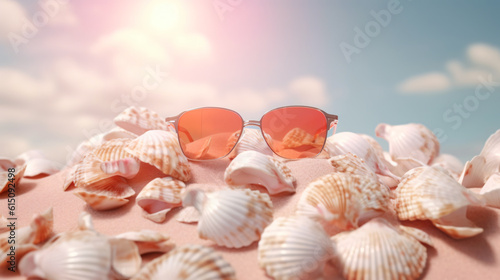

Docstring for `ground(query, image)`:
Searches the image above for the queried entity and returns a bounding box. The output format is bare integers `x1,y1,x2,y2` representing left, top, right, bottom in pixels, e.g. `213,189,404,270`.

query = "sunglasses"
165,106,338,160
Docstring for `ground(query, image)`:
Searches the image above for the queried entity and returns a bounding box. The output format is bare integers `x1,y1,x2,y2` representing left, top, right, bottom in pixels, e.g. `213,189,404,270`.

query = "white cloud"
288,76,328,106
173,33,212,60
397,43,500,94
47,3,78,27
397,72,451,93
0,0,27,40
0,68,55,104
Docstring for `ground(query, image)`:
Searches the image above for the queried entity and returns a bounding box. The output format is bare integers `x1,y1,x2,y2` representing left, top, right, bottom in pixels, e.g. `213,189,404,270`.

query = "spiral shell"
182,188,273,248
131,244,236,280
258,215,336,280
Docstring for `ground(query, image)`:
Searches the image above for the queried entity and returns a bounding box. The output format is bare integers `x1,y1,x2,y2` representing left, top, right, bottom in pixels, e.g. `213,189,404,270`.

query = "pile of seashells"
1,105,499,280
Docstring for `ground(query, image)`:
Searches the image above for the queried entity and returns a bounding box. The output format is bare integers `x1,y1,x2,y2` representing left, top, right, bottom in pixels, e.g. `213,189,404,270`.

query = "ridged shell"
115,230,175,255
131,244,236,280
136,177,186,223
329,153,381,182
15,151,61,178
296,172,391,230
114,106,168,135
227,129,273,159
459,129,500,188
175,206,200,223
332,217,429,280
100,157,140,179
224,150,295,195
258,215,336,280
479,173,500,208
282,127,324,149
125,130,191,182
182,188,273,248
93,138,135,162
395,166,484,238
102,126,138,141
325,132,396,178
375,123,440,165
431,153,464,180
65,133,105,167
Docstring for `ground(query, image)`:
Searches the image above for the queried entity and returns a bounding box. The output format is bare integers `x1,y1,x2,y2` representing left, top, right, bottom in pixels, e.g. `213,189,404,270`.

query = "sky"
0,0,499,165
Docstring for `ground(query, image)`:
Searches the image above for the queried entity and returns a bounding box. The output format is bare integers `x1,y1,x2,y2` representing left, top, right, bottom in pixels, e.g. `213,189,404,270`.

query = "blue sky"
0,0,499,164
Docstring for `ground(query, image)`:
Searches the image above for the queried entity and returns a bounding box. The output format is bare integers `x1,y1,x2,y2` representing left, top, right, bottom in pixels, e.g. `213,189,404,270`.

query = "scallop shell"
23,158,61,178
431,153,464,180
103,126,138,141
0,164,26,194
115,230,175,255
329,153,381,182
136,177,186,223
74,188,131,210
131,244,236,280
325,132,396,178
228,129,273,159
282,127,324,149
0,157,15,170
114,106,169,135
125,130,191,182
19,212,141,280
175,206,200,223
224,150,295,195
479,173,500,208
258,215,336,280
182,188,273,248
459,129,500,188
65,133,105,167
296,172,391,230
1,208,53,267
331,217,429,280
93,138,135,161
395,166,484,238
100,157,140,179
375,123,440,165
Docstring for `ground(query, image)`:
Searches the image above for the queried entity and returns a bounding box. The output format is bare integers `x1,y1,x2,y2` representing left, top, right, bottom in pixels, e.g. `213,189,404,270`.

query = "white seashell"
131,244,236,280
332,217,430,280
431,206,484,239
0,157,15,171
65,133,105,167
103,126,138,141
20,230,112,280
115,230,175,255
0,164,26,194
74,189,131,210
227,129,273,159
136,177,186,223
258,215,336,280
125,130,191,182
459,129,500,188
296,172,391,230
329,153,381,182
325,132,397,178
398,225,434,247
224,150,295,195
182,188,273,248
175,206,200,223
108,238,142,279
395,166,484,238
375,123,440,165
479,173,500,208
14,149,46,166
62,165,78,191
22,158,62,178
100,157,140,179
431,153,464,180
114,106,168,135
92,138,135,162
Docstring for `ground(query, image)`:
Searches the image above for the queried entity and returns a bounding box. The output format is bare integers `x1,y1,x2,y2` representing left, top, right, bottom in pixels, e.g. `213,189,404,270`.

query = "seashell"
258,215,336,280
65,133,105,167
331,217,429,280
431,206,484,239
479,173,500,208
136,177,186,223
131,244,236,280
93,138,135,162
1,208,53,267
115,230,175,255
0,164,26,194
103,126,138,141
74,188,131,211
100,157,140,179
175,206,200,223
398,225,434,247
329,153,381,182
325,132,397,178
375,123,440,165
14,149,46,166
459,129,500,188
182,188,273,248
296,172,391,230
125,130,191,182
23,157,62,178
282,127,324,149
431,153,464,180
227,129,273,159
0,157,15,171
108,238,142,279
395,166,484,238
114,106,168,135
63,165,78,191
224,150,295,195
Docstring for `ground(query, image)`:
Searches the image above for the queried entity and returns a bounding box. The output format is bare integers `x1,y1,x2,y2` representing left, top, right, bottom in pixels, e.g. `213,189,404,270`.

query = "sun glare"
144,1,184,32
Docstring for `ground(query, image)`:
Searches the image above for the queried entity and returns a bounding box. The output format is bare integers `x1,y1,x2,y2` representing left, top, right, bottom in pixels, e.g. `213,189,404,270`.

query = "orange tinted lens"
178,108,243,160
261,107,327,159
